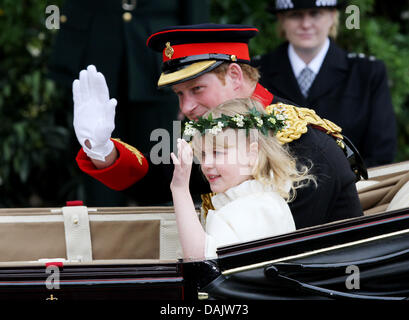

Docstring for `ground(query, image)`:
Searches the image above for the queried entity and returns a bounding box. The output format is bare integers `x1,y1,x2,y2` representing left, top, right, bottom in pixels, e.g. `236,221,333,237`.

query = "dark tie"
297,67,315,98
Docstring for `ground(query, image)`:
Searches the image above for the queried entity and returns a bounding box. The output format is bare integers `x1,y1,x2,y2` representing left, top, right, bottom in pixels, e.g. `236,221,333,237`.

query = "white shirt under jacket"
288,37,330,79
204,179,296,259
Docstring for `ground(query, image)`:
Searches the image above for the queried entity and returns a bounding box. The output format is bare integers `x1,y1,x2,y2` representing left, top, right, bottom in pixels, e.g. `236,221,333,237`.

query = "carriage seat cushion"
387,181,409,211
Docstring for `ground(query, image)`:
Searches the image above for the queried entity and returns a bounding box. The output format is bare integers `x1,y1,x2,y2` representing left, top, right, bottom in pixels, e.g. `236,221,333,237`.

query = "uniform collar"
252,83,274,107
288,38,330,77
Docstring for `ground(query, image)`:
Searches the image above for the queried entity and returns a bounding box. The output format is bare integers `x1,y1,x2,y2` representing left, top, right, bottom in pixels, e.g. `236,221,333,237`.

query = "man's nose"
179,96,197,119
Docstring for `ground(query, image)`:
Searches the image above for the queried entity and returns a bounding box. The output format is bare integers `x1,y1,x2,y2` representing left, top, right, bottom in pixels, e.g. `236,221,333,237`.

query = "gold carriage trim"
265,103,343,144
112,138,144,166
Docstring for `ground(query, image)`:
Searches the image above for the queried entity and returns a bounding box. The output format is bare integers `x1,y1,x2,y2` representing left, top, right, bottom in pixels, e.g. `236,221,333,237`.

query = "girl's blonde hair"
191,98,316,202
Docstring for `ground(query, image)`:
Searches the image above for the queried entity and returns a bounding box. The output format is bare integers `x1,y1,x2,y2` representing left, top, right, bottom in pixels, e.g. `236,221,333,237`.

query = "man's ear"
226,63,244,90
249,142,259,167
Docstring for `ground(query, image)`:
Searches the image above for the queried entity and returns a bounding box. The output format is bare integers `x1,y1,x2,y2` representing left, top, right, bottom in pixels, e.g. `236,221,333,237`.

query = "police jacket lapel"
307,40,349,104
256,42,306,104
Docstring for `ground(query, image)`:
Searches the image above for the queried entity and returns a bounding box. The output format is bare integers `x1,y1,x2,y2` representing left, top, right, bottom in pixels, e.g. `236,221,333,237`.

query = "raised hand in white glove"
73,65,117,161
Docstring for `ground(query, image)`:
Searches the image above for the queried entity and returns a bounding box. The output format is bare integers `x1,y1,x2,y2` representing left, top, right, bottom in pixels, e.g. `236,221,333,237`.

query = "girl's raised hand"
170,138,193,191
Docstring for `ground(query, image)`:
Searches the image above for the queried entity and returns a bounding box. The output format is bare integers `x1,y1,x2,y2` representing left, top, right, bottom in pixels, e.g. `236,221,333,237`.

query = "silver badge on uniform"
316,0,338,6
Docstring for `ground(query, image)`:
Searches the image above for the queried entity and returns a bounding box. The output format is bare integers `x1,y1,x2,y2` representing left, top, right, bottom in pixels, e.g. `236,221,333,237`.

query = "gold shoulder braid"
267,103,368,180
265,103,343,144
111,138,144,165
201,192,216,220
200,103,345,219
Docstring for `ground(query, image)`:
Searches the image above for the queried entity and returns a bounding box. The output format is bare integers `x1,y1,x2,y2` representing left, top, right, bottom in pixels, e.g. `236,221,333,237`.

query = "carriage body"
0,162,408,301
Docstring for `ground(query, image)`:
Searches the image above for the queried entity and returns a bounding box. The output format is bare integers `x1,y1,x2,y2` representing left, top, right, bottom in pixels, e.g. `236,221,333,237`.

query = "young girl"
170,98,314,260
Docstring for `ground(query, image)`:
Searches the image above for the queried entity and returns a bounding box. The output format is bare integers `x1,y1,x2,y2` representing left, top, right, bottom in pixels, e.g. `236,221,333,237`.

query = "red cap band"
162,42,250,62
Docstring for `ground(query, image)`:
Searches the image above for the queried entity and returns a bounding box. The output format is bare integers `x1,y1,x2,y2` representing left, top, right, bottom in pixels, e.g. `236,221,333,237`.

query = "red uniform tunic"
76,138,148,191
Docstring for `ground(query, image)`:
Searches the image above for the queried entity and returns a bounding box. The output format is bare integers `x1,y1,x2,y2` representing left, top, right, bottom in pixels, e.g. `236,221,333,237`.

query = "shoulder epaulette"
347,52,376,61
111,138,145,165
200,193,216,220
265,103,343,144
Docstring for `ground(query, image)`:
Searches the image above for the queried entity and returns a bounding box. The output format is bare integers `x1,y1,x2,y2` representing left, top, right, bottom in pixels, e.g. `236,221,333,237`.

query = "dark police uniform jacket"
253,40,397,168
76,84,363,230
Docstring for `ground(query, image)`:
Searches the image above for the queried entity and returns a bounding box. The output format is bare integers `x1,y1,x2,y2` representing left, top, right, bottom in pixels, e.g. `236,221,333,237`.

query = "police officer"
73,23,364,229
253,0,397,168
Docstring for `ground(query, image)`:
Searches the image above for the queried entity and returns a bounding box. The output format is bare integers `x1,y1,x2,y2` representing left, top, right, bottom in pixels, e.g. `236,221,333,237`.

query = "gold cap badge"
165,42,174,59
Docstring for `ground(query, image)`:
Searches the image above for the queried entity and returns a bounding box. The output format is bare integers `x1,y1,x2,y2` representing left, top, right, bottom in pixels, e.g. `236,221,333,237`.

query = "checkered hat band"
276,0,294,10
275,0,338,11
162,42,250,62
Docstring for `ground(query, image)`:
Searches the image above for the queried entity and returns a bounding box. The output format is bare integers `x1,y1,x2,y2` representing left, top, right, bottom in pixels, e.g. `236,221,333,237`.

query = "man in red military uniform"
73,24,364,229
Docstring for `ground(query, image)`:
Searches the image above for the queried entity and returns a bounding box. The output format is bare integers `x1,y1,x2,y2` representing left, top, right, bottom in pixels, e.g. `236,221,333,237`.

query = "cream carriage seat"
387,180,409,211
357,161,409,215
0,206,182,263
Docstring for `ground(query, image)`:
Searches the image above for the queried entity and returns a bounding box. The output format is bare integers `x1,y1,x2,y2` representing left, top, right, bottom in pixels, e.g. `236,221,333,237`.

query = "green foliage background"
0,0,408,207
0,0,80,207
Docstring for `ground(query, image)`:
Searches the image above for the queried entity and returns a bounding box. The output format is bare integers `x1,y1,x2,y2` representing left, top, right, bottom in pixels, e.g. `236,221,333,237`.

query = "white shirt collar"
288,38,330,78
211,180,273,210
210,179,291,210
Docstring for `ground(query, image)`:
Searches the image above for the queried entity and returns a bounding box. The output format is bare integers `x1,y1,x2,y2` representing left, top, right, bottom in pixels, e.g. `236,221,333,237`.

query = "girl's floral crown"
183,106,288,137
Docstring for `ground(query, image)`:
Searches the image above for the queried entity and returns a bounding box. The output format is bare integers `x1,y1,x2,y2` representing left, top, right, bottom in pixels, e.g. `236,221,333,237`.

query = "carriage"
0,161,408,301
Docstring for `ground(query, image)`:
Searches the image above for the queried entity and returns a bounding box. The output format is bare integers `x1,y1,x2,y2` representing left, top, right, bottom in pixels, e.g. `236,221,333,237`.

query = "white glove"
72,65,117,161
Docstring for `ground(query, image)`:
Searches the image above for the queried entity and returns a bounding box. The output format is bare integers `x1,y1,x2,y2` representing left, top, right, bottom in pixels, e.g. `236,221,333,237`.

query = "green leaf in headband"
183,109,288,138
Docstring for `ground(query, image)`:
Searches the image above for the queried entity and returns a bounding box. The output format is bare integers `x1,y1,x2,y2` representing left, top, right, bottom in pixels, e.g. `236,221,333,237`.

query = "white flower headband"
183,106,288,137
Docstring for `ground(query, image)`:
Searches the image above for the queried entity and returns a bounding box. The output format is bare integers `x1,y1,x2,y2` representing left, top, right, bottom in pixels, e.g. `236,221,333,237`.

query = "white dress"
204,179,296,259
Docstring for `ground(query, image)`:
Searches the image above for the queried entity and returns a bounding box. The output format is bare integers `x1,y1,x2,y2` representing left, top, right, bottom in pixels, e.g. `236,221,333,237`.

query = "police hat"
270,0,345,13
146,24,258,88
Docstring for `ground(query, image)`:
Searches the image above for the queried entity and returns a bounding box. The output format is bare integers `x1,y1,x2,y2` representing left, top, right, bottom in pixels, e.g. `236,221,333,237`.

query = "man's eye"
192,86,203,93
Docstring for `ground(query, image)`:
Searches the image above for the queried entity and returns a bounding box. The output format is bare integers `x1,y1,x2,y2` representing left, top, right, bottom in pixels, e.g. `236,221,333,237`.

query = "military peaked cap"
146,24,259,88
270,0,345,13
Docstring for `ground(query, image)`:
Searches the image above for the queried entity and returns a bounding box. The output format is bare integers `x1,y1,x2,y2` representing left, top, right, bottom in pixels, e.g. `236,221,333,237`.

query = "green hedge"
0,0,81,207
0,0,408,207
